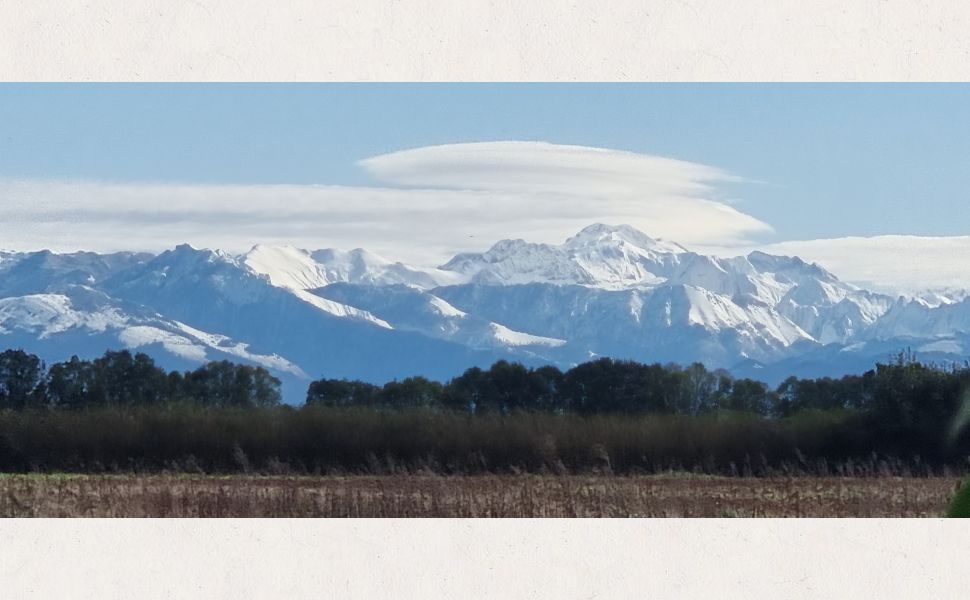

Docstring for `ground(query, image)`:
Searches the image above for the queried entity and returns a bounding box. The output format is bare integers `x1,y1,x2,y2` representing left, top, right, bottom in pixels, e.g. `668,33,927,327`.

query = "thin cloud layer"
0,142,772,265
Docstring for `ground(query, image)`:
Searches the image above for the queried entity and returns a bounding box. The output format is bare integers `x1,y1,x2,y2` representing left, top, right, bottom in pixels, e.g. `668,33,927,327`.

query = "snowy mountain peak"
565,223,688,255
440,224,689,288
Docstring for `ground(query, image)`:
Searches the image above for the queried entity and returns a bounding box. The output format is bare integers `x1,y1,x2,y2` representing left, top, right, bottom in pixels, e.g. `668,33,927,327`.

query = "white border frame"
3,2,970,598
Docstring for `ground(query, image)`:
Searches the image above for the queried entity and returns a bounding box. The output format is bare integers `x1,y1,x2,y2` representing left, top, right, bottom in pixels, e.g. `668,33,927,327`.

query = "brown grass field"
0,474,961,517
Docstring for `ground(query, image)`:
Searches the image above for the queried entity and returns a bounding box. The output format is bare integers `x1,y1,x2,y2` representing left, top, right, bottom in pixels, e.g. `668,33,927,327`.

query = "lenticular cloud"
359,141,735,195
358,142,772,248
0,141,771,263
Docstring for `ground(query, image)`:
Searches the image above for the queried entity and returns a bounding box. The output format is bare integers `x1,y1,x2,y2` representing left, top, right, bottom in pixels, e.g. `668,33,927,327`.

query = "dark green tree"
306,378,381,406
0,349,45,409
46,355,96,408
723,378,772,415
381,376,443,408
184,361,281,408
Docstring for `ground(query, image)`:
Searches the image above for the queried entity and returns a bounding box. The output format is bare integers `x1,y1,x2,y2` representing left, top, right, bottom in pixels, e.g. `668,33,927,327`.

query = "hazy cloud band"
0,142,772,265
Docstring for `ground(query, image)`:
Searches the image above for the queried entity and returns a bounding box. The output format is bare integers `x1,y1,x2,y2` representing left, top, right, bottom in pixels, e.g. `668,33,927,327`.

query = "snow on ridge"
241,245,400,329
489,323,566,348
0,293,308,377
244,243,460,290
171,321,307,376
118,326,209,362
428,295,466,318
290,288,393,329
676,285,811,347
121,324,307,377
682,285,747,330
243,244,331,290
308,247,449,288
0,293,126,337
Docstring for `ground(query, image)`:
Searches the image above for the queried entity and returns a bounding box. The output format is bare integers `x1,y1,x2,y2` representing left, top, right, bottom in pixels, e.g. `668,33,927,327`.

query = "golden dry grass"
0,474,961,517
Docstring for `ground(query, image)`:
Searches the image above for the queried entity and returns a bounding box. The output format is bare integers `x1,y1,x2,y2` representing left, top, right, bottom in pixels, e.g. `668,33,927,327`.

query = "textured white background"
2,1,970,598
2,519,970,597
2,0,970,81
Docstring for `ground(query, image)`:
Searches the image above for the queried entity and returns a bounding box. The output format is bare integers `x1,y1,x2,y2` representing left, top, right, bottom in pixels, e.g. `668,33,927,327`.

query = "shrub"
946,478,970,517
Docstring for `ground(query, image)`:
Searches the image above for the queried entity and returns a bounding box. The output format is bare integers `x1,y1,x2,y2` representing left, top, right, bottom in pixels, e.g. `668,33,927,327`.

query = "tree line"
306,360,774,414
1,347,969,472
306,352,970,463
0,349,282,409
4,347,970,432
307,351,970,417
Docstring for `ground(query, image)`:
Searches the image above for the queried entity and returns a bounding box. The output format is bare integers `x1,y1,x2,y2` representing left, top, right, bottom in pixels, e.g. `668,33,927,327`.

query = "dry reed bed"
0,474,961,517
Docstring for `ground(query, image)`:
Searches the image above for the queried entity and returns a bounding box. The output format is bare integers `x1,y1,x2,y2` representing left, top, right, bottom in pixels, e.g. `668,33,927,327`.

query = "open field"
0,474,962,517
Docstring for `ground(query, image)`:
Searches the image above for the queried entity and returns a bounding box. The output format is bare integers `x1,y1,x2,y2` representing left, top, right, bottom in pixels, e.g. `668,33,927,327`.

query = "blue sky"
3,83,970,241
1,84,969,290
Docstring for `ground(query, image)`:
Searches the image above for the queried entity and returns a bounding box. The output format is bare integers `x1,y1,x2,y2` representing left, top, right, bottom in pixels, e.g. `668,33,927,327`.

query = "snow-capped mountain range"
2,224,968,402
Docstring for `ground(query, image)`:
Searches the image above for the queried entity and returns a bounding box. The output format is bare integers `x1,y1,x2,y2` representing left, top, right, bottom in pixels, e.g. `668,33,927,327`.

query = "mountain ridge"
1,223,967,402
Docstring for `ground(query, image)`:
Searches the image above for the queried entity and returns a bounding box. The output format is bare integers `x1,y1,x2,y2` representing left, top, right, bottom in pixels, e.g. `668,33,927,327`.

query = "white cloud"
0,141,771,265
359,141,740,195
